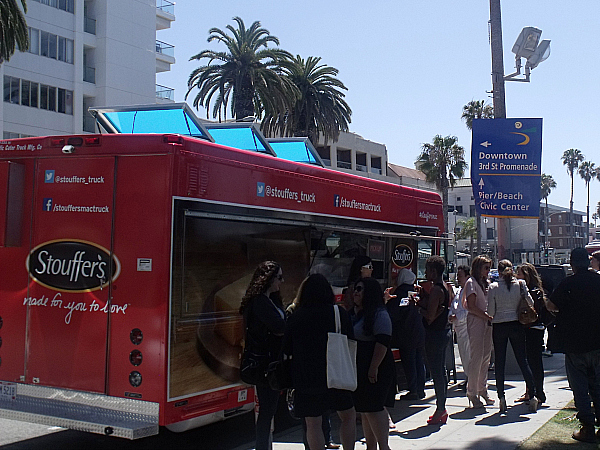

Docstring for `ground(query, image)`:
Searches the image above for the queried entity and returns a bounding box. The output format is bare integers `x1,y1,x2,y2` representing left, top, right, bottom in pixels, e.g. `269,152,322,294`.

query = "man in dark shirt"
547,248,600,443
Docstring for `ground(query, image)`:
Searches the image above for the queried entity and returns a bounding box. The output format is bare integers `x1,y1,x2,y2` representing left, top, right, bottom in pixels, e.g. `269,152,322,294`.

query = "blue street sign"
471,118,542,218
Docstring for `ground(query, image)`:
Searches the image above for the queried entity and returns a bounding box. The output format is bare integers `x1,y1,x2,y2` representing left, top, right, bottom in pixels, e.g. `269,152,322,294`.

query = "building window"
558,227,562,235
457,197,461,201
28,28,40,55
471,196,474,200
4,76,70,114
371,157,382,175
470,205,476,217
356,152,367,172
456,205,463,214
559,239,563,247
337,149,351,169
32,0,74,13
32,28,73,63
487,228,494,240
57,88,73,114
4,76,20,104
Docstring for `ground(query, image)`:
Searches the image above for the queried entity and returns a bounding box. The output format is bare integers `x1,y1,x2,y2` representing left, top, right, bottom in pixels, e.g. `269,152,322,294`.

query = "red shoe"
427,410,448,425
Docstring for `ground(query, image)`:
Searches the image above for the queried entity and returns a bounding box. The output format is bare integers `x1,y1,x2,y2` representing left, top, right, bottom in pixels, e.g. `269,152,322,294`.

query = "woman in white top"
487,259,538,414
464,256,493,409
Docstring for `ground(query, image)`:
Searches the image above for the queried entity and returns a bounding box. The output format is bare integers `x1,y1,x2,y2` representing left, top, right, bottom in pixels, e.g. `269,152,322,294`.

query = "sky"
157,0,600,219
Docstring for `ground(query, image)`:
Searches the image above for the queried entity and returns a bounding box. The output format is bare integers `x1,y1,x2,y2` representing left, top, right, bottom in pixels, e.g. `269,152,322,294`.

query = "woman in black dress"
352,277,394,450
283,274,356,450
239,261,286,450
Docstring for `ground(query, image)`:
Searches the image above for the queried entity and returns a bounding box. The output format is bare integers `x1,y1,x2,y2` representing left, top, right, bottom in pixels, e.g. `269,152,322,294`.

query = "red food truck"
0,105,445,439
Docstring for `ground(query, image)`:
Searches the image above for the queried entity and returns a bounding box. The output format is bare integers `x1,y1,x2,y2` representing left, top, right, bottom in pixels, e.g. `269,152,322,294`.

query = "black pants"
398,343,426,396
255,384,280,450
492,321,536,400
525,327,546,401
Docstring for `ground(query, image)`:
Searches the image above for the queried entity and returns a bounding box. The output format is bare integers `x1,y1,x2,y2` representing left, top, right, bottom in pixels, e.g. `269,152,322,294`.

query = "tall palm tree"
0,0,29,62
540,173,557,250
461,100,494,131
186,17,297,121
578,161,596,242
416,135,467,235
561,148,584,248
260,55,352,146
456,217,477,262
461,99,494,255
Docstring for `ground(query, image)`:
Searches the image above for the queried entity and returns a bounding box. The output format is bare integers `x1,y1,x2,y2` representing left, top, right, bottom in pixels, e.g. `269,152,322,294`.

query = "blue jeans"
425,328,450,410
565,350,600,426
399,343,426,396
492,321,535,399
255,384,280,450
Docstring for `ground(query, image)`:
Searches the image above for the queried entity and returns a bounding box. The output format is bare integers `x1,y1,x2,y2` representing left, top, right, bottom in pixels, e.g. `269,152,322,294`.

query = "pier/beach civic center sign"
471,118,542,218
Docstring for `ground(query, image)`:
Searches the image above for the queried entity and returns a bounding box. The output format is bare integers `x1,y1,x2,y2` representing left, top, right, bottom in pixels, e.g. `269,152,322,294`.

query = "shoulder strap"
334,305,341,333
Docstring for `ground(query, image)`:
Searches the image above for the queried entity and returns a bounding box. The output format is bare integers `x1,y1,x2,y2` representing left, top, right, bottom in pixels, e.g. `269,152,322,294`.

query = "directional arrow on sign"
480,141,492,148
479,178,485,189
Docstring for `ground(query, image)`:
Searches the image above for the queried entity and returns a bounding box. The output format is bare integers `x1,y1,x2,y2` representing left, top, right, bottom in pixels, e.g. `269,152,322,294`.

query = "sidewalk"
238,349,572,450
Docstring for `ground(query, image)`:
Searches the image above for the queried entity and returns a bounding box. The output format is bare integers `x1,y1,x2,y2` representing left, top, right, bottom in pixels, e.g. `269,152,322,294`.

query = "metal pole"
489,0,511,261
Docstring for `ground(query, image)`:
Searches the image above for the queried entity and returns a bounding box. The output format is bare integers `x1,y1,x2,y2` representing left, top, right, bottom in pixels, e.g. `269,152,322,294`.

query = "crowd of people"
239,246,600,449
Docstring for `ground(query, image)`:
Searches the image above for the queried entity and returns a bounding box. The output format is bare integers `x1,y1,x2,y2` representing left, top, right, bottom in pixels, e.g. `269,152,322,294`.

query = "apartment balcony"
156,84,174,102
156,40,175,73
337,161,352,170
83,115,96,133
156,0,175,30
356,164,367,172
84,16,96,35
83,66,95,84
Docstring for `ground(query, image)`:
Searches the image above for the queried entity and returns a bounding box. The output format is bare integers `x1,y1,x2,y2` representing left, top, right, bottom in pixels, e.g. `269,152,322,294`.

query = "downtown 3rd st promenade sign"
471,118,542,219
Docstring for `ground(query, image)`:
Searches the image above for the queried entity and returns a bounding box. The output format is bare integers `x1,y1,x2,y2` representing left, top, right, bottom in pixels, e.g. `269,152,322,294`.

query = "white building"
1,0,175,138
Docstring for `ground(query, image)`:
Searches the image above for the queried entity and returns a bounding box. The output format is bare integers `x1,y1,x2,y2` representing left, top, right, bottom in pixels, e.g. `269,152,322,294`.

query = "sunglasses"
361,264,373,270
354,285,364,292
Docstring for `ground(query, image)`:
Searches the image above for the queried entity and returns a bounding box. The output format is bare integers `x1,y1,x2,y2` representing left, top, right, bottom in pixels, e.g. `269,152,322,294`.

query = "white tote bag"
327,305,358,391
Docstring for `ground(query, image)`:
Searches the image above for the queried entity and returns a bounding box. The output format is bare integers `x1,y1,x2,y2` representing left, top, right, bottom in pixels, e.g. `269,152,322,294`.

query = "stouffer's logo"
419,211,438,222
26,240,121,292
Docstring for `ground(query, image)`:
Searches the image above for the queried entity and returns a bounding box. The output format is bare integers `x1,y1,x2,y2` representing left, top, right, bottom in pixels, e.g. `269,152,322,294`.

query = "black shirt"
550,270,600,353
283,304,354,395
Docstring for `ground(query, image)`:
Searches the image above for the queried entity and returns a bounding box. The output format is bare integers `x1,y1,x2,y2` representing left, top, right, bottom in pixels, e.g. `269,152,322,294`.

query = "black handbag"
266,356,293,391
240,348,269,386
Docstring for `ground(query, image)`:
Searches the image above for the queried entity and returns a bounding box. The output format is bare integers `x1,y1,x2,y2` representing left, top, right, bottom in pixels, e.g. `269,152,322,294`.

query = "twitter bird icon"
45,170,55,183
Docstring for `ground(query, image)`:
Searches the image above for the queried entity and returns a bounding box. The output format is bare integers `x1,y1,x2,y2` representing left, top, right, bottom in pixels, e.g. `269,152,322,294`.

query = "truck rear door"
25,157,116,393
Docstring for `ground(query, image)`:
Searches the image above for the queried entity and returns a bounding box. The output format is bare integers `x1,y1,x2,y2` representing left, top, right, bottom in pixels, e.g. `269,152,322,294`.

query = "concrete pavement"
238,347,572,450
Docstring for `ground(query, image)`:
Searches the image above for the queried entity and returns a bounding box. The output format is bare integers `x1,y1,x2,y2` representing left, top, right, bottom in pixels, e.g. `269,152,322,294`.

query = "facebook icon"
334,195,340,207
43,198,53,211
44,170,55,183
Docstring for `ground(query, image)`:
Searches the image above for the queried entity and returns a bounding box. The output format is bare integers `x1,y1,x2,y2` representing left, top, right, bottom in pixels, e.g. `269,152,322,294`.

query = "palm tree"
416,135,467,235
461,100,494,131
186,17,297,121
578,161,596,242
592,213,599,228
461,100,493,255
0,0,29,63
540,173,557,250
260,55,352,146
456,217,477,262
561,148,584,248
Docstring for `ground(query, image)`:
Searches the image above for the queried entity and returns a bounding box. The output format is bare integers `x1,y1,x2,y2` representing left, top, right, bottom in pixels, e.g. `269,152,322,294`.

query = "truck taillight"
84,137,100,146
129,350,142,366
129,371,142,387
163,135,183,145
50,138,65,147
130,328,143,345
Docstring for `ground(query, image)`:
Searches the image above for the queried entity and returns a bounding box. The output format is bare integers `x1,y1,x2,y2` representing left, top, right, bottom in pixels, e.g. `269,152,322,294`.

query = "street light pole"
489,0,511,261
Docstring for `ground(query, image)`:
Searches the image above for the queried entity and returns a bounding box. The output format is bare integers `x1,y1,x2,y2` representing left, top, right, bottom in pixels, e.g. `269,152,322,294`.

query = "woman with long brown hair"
240,261,286,450
516,262,548,404
488,260,538,414
464,255,493,408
